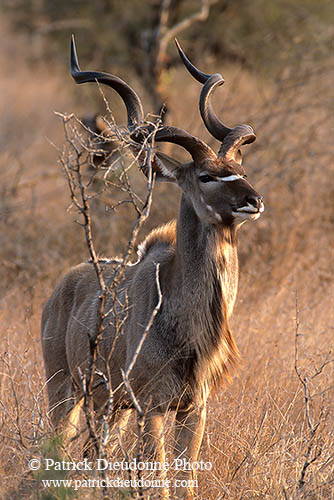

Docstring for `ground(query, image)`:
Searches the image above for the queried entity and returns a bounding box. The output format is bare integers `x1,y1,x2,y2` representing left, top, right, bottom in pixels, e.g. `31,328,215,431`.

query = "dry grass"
0,21,333,500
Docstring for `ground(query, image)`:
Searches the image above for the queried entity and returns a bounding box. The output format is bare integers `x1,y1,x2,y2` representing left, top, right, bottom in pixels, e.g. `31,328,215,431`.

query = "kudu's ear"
95,115,113,136
155,152,183,182
82,114,114,138
139,151,182,183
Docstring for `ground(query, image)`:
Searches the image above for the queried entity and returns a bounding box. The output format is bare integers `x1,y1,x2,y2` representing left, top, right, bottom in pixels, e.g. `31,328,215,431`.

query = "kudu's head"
70,36,264,228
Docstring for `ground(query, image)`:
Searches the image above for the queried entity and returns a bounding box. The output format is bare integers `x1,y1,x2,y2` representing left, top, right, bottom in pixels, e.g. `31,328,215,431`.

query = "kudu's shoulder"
137,220,177,261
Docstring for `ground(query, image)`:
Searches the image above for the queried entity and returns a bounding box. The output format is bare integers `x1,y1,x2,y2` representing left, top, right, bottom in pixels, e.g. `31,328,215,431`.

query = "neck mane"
136,194,241,400
174,194,240,397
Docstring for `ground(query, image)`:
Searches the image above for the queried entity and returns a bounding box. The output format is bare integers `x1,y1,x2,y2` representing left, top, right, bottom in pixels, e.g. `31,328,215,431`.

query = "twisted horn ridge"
70,35,144,130
200,74,231,141
218,124,257,162
132,125,216,165
175,39,256,162
154,126,216,164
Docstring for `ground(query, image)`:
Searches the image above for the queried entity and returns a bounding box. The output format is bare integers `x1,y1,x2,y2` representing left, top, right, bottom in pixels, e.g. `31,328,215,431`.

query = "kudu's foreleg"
174,404,207,499
141,411,169,499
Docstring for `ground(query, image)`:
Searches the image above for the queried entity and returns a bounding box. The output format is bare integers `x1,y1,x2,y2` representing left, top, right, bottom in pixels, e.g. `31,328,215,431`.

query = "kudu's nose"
247,195,264,210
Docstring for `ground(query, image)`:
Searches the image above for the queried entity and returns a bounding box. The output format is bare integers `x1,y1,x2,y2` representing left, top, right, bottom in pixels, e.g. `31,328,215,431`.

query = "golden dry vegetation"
0,16,333,500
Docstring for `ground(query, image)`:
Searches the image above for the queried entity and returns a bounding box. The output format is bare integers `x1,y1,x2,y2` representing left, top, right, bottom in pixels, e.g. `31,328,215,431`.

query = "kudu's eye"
199,174,216,183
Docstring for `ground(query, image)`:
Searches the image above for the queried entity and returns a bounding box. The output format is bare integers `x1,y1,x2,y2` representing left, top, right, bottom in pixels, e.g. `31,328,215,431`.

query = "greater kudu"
41,37,264,499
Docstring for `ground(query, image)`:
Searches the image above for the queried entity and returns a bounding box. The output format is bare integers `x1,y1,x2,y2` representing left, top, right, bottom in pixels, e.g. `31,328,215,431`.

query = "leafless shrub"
53,110,166,499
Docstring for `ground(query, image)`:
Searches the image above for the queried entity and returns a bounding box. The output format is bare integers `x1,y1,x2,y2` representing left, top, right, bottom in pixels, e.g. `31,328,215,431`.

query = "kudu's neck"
174,194,238,297
171,193,240,394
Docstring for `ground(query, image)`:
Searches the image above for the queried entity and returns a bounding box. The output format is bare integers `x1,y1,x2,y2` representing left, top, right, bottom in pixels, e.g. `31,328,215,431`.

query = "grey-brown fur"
41,37,264,499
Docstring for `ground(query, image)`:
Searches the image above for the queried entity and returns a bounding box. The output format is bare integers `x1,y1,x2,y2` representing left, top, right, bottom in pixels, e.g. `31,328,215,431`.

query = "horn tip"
70,34,80,77
174,38,184,58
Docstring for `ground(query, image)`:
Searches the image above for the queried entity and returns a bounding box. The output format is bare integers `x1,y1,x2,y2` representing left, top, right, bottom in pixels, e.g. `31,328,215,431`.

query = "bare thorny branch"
58,109,164,498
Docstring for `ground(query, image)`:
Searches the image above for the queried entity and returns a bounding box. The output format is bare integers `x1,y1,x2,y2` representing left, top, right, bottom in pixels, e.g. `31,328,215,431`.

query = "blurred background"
0,1,333,499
